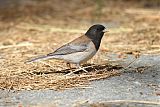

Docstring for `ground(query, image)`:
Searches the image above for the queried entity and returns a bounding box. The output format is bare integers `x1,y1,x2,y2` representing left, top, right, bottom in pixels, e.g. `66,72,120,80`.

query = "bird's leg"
76,64,88,73
65,64,88,76
66,62,72,69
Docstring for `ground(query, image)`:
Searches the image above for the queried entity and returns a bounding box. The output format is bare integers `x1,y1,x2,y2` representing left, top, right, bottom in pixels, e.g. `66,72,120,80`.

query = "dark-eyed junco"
26,24,107,74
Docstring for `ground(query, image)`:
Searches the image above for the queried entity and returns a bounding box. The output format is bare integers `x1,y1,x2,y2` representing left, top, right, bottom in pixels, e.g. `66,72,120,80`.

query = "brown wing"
47,35,91,56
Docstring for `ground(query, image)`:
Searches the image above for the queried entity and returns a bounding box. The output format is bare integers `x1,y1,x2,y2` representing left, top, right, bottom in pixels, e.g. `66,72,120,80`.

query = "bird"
26,24,108,74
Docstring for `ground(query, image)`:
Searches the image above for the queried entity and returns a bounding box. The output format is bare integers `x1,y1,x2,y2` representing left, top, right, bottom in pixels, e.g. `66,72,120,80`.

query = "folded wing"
47,43,88,56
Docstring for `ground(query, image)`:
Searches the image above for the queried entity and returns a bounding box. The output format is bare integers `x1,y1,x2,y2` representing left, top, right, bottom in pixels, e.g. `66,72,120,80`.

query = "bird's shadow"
31,63,123,75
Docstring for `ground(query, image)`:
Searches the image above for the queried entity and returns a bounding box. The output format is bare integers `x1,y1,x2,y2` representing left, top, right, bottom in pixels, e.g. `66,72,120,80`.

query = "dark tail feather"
25,55,53,63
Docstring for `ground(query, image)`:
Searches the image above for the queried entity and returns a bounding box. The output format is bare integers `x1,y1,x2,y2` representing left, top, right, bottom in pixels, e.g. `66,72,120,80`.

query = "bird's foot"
65,66,89,76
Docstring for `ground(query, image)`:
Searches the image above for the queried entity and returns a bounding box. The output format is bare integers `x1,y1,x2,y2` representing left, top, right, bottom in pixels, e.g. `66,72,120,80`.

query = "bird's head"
85,24,107,40
85,24,108,50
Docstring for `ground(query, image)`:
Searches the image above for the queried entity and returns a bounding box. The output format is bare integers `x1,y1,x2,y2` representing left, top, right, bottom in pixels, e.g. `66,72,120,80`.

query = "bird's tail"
25,55,54,63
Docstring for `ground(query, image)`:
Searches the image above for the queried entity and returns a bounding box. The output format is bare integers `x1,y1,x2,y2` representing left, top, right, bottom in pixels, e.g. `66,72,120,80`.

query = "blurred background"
0,0,159,27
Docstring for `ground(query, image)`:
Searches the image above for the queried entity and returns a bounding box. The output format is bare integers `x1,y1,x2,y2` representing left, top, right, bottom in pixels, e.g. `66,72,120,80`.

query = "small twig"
120,58,139,72
120,57,159,73
104,100,160,105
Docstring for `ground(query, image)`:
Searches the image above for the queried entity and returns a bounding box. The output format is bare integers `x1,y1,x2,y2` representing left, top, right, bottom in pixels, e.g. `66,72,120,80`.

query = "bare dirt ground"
0,0,160,91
